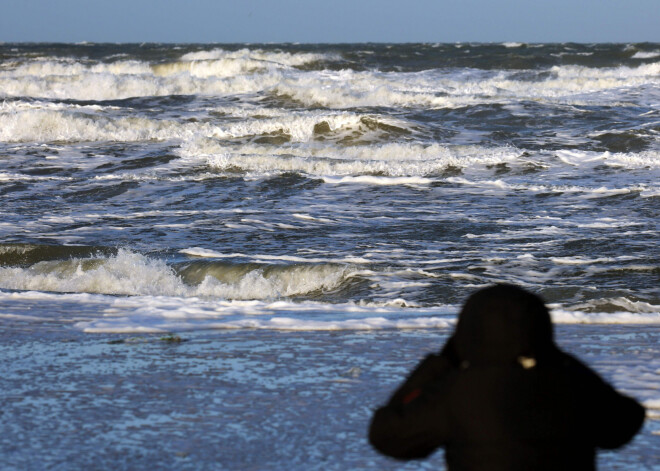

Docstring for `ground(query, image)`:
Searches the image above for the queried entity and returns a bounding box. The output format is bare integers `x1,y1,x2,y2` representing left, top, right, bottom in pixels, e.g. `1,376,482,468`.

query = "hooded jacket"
369,285,645,470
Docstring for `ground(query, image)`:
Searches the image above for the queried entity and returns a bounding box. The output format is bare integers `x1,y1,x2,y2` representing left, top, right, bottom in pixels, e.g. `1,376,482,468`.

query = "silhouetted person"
369,284,645,470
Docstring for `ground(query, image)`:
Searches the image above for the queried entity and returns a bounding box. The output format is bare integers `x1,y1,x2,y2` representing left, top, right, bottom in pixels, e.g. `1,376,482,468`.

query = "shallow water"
2,323,659,470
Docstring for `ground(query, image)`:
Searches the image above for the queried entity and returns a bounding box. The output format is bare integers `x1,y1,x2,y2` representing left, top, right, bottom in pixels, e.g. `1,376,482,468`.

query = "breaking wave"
0,106,407,143
1,47,658,106
0,248,358,300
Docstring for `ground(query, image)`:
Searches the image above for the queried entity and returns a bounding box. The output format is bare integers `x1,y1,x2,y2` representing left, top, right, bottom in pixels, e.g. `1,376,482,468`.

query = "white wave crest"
0,60,285,100
193,263,350,299
151,47,329,78
0,106,409,144
322,175,433,185
179,247,370,264
555,149,660,170
189,140,522,177
3,59,151,78
178,48,332,66
551,309,660,324
3,53,658,105
0,109,188,143
0,249,185,296
0,249,353,299
567,297,660,314
209,112,371,142
0,48,331,101
631,51,660,59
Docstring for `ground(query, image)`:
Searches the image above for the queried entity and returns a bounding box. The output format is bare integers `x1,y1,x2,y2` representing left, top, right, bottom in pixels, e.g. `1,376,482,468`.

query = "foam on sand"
1,283,659,333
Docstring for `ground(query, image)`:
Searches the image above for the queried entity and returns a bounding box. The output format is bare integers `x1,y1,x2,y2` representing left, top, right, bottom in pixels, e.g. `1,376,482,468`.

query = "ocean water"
1,43,659,469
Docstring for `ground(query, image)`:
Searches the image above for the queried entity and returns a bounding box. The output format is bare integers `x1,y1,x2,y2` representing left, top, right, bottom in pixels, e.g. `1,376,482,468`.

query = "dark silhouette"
369,284,645,470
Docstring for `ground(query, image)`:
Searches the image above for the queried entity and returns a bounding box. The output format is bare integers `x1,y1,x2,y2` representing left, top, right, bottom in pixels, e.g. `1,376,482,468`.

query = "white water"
0,249,355,299
2,50,659,107
0,247,657,333
1,286,659,334
1,44,658,332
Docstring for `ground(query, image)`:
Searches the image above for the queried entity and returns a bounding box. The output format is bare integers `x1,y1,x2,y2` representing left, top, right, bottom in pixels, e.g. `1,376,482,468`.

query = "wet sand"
2,322,659,470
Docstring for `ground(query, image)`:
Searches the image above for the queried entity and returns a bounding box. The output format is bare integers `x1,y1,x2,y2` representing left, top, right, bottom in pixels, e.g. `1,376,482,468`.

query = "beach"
1,42,659,469
2,319,659,470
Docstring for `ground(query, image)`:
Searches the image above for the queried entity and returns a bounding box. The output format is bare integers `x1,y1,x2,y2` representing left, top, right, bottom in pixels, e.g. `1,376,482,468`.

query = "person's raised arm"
369,347,454,459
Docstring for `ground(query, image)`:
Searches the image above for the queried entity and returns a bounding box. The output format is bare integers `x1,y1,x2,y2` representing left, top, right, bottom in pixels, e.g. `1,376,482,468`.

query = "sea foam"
2,287,658,334
0,249,359,300
2,51,658,106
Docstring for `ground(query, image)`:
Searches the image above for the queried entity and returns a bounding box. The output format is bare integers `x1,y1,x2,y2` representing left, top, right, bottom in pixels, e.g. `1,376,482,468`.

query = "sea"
1,43,659,470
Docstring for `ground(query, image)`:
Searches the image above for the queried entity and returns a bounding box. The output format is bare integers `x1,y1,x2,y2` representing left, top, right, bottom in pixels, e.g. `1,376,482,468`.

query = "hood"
450,284,555,366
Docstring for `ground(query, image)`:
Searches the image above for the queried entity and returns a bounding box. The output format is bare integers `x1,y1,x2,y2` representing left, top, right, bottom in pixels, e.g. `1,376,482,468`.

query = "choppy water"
0,44,660,331
1,42,658,331
1,43,659,469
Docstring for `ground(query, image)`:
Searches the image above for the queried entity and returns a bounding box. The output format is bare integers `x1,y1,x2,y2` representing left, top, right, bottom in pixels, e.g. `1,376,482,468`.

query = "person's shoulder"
533,350,612,397
551,350,643,410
